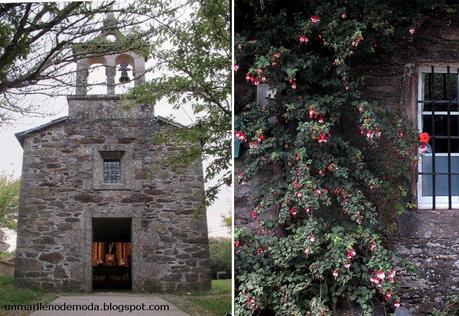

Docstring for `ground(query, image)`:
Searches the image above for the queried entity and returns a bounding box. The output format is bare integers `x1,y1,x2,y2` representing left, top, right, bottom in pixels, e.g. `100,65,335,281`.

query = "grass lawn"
0,276,57,316
160,279,231,316
0,276,231,316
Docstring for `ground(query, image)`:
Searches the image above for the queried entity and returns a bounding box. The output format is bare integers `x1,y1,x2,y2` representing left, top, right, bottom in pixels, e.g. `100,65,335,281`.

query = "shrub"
209,237,232,279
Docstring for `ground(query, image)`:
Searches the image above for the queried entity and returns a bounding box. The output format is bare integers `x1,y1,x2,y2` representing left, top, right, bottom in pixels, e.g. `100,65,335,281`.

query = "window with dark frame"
418,65,459,209
103,159,121,183
100,151,124,184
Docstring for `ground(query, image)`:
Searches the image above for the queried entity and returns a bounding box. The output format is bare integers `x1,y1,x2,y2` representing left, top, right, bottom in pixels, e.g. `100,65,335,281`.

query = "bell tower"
68,13,151,119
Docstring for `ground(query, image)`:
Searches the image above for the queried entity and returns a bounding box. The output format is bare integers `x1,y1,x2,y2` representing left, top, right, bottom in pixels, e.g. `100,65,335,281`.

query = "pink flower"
366,130,374,140
289,78,297,89
346,248,356,259
296,191,302,198
341,13,347,19
318,132,329,143
235,131,247,142
388,269,396,279
234,240,241,248
310,15,320,24
308,235,316,242
233,64,239,72
299,35,309,43
245,73,252,81
249,142,259,149
344,263,351,269
314,189,322,196
376,270,385,280
419,144,427,154
304,247,310,255
409,27,415,35
318,169,324,177
256,247,266,255
369,240,377,251
332,269,340,278
250,210,257,219
369,277,380,285
309,108,318,119
394,301,400,308
385,291,392,301
290,207,298,217
247,297,256,308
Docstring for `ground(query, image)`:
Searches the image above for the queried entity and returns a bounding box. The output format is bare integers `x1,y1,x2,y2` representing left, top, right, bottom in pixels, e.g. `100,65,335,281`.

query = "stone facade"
357,21,459,314
14,95,211,292
235,20,459,314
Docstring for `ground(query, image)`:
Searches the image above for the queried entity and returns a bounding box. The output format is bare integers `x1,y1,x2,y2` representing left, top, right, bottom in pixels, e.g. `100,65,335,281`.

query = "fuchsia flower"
369,276,380,285
385,291,392,301
394,301,401,308
369,240,377,251
341,13,347,19
409,27,415,35
298,35,309,43
314,189,322,196
308,235,316,242
289,78,297,89
234,240,241,248
388,269,396,279
235,131,247,142
309,108,319,119
376,270,385,280
304,247,310,255
296,192,302,198
310,15,320,24
247,297,256,308
290,207,298,217
233,64,239,72
332,269,340,278
250,210,257,219
344,263,351,269
318,132,330,143
256,247,267,255
346,248,356,259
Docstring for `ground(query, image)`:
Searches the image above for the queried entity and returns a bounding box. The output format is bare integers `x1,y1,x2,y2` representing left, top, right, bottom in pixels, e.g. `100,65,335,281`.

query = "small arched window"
87,63,107,95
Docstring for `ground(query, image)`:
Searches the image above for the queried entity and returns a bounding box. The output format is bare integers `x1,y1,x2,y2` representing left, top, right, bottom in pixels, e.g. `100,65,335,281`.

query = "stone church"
14,16,211,292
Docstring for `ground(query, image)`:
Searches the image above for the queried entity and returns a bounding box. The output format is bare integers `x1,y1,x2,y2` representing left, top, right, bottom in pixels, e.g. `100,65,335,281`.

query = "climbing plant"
233,1,456,314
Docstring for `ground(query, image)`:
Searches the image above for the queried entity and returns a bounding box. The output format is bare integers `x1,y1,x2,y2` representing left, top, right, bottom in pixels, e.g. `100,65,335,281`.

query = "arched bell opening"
114,54,135,95
87,60,108,95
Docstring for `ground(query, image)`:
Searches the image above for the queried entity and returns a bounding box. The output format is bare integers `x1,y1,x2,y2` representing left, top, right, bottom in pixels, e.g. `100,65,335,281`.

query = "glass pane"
423,72,458,102
422,175,449,196
422,155,459,173
422,174,433,196
422,115,459,136
103,159,121,183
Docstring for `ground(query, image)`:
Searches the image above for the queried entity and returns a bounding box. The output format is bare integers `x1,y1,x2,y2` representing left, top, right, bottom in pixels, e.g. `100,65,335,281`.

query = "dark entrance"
92,218,132,290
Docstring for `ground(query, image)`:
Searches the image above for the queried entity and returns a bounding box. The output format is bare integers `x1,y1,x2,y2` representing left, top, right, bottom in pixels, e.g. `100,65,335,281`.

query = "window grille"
418,65,459,209
103,159,121,183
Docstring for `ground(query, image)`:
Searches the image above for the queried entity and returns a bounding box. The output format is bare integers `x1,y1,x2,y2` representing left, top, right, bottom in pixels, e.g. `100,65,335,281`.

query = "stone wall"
15,96,210,292
357,22,459,314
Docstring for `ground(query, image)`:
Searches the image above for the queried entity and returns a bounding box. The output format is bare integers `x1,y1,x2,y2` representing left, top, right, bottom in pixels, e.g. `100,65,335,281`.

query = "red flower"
289,78,297,89
394,301,400,308
235,131,246,142
419,132,430,144
298,35,309,43
290,207,298,216
310,15,320,23
318,132,329,143
250,210,257,219
234,240,240,248
346,248,356,259
409,27,415,35
385,291,392,301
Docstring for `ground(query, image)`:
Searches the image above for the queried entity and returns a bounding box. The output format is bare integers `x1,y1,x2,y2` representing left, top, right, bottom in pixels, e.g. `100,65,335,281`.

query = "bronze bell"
118,63,130,83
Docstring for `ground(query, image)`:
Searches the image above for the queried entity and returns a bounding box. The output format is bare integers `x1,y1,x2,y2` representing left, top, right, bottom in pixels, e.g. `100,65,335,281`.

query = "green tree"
0,1,185,122
0,176,20,241
129,0,231,205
